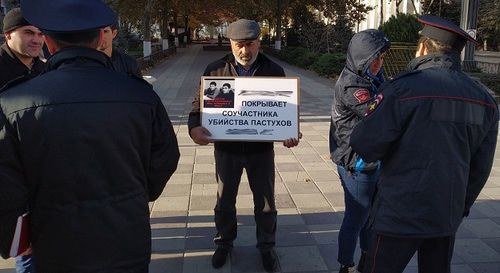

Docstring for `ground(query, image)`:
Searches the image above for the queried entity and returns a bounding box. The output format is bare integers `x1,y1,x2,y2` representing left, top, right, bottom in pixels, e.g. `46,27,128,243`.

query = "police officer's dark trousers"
213,149,277,252
363,233,455,273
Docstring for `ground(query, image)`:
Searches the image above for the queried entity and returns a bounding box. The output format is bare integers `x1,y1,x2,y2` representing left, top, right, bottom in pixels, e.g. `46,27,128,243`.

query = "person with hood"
329,29,390,273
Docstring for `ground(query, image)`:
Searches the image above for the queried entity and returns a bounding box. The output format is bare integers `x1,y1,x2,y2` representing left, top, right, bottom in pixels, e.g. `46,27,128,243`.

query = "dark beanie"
3,8,30,33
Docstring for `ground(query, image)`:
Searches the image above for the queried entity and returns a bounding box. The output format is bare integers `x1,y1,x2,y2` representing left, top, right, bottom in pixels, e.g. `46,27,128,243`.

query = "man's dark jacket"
188,53,285,152
329,29,389,171
0,47,180,272
111,48,142,78
350,52,499,238
0,43,46,90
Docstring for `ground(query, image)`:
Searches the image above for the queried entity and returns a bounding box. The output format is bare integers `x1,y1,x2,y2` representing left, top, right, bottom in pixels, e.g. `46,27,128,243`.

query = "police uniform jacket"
350,52,499,237
188,53,285,153
0,47,180,271
329,29,389,171
0,43,46,90
111,48,142,78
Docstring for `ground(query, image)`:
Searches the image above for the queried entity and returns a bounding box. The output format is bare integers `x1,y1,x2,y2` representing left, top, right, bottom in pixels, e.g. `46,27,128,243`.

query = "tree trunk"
142,0,155,57
379,0,384,26
275,0,282,50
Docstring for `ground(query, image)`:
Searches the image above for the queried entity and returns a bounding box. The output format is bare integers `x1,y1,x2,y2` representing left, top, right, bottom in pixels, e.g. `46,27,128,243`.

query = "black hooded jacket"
0,47,179,272
0,43,46,90
329,29,390,171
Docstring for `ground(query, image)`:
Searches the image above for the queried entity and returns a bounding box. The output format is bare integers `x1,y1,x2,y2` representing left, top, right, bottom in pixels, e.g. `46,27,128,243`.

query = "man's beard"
234,52,258,67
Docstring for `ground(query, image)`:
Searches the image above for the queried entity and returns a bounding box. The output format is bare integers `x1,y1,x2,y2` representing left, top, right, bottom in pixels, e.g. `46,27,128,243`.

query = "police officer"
0,0,179,272
350,15,498,273
0,8,46,90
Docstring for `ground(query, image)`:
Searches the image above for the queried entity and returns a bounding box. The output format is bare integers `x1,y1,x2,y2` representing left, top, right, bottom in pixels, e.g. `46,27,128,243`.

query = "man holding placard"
188,19,300,272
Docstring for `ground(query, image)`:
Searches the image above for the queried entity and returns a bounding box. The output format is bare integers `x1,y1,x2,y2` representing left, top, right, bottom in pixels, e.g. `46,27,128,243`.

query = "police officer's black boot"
357,251,367,272
212,247,230,268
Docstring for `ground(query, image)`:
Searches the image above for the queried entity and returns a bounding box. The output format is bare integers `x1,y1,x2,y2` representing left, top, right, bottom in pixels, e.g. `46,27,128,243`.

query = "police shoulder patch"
353,88,370,103
365,93,384,116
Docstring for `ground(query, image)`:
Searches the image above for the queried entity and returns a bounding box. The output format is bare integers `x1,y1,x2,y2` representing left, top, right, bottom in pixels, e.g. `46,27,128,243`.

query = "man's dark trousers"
213,149,277,252
363,233,455,273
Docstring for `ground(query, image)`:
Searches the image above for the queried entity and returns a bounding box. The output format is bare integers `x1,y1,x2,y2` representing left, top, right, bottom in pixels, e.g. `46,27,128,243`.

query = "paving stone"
309,224,340,245
275,193,296,209
461,219,500,238
231,246,267,273
278,213,306,226
185,227,214,250
187,211,215,228
275,155,299,163
178,155,195,164
469,262,500,273
317,244,339,270
308,170,338,182
193,173,217,184
151,227,186,251
276,162,304,172
301,162,334,171
194,163,216,173
324,193,346,207
301,210,343,225
296,154,324,163
154,196,190,211
162,184,192,197
168,173,193,185
195,155,215,164
291,193,331,209
278,245,328,272
190,195,217,210
191,184,218,196
183,250,231,273
279,171,312,183
454,239,500,263
233,226,257,247
285,181,321,194
315,181,343,194
150,251,184,273
176,163,194,174
276,224,315,247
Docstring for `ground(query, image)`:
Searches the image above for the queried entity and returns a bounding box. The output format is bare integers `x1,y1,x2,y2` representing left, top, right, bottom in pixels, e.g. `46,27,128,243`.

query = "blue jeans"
16,254,34,273
337,165,379,266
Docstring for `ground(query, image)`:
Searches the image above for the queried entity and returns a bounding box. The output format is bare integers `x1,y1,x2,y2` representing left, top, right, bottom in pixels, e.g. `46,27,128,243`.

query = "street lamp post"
460,0,479,71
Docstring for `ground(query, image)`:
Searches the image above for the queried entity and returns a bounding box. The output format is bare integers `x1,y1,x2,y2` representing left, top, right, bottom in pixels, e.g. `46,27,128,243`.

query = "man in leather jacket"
0,8,46,90
350,15,498,273
188,19,300,272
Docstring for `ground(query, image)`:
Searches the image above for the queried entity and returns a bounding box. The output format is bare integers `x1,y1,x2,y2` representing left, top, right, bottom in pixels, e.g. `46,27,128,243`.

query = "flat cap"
227,19,261,41
418,15,477,51
2,8,30,33
20,0,116,33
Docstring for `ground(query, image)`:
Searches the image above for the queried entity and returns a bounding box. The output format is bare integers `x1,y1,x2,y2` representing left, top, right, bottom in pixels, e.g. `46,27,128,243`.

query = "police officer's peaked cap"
418,15,477,51
227,19,261,41
20,0,117,33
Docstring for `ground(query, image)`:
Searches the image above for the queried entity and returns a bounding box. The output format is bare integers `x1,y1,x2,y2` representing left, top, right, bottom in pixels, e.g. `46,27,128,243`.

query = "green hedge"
274,47,346,78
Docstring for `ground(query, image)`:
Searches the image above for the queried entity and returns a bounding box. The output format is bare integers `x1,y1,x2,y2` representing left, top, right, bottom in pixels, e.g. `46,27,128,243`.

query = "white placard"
201,76,300,141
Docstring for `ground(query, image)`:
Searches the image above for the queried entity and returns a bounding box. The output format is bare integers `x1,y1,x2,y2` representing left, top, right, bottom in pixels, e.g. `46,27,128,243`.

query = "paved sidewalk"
1,45,499,273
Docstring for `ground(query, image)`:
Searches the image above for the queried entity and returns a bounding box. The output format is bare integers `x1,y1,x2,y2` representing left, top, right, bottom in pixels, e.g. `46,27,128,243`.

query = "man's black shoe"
261,249,278,272
212,247,230,268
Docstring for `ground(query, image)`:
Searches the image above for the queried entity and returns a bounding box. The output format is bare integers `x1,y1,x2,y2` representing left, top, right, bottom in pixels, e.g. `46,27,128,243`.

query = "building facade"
357,0,421,30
